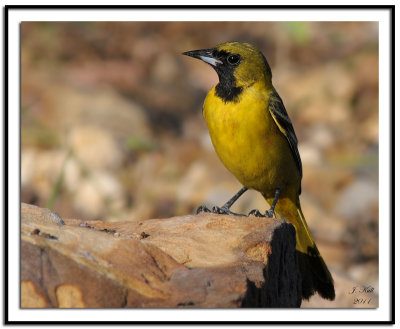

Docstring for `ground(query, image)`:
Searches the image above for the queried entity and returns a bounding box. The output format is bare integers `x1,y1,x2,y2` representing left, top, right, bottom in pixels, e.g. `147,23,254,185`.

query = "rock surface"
21,203,302,308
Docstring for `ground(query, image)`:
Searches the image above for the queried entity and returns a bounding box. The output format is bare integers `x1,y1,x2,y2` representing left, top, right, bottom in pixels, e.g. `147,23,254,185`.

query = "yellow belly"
203,85,300,198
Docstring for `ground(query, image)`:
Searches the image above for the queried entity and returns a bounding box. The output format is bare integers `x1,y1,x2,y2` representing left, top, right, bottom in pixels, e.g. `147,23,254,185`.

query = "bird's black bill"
182,48,213,58
182,48,222,67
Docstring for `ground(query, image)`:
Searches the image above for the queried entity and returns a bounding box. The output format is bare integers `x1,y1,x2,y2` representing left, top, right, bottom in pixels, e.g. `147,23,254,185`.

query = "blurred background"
21,21,379,308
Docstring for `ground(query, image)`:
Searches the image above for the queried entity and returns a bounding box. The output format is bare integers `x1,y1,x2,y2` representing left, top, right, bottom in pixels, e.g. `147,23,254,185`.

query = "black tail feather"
296,246,335,300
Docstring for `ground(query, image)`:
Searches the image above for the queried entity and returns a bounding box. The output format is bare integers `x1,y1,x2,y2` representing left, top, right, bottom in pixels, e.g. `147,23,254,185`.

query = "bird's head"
183,41,272,91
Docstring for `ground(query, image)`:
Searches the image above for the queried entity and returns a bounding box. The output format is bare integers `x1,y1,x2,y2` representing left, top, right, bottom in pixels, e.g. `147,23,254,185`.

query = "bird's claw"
196,205,211,214
196,205,245,216
212,206,229,214
265,210,274,218
196,205,229,214
212,206,245,216
248,209,274,218
248,209,265,217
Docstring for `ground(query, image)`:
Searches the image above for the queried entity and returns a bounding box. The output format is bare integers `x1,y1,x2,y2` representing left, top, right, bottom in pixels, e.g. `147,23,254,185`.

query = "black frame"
4,4,395,325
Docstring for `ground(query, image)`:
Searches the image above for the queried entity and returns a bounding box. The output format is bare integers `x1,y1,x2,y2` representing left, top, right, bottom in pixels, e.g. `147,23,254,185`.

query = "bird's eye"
227,54,240,65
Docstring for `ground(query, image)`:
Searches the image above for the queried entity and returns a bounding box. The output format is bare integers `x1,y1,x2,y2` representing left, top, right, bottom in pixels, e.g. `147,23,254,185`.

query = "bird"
183,41,335,301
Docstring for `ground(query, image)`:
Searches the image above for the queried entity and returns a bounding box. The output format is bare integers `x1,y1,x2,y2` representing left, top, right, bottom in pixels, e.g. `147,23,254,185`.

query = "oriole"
183,41,335,300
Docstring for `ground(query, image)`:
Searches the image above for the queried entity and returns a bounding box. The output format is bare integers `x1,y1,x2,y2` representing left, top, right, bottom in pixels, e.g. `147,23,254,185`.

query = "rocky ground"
21,21,379,308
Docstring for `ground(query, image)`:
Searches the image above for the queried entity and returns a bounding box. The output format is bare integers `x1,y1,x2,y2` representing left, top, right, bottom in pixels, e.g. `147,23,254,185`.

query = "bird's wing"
268,88,303,179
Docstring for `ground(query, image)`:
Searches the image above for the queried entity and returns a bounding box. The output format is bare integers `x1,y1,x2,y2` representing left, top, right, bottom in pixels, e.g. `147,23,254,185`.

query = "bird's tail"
266,194,335,300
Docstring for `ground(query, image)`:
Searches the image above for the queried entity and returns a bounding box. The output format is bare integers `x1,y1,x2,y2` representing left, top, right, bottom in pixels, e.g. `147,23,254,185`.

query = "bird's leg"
196,186,248,216
212,186,248,216
220,186,249,210
265,188,280,217
248,188,281,218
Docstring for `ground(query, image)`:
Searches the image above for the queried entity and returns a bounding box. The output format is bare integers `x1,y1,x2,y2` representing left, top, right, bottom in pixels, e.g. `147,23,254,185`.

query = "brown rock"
67,125,123,171
21,203,302,308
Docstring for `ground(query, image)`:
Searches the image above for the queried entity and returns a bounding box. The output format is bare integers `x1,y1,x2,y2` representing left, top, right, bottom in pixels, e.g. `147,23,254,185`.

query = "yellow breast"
203,83,299,195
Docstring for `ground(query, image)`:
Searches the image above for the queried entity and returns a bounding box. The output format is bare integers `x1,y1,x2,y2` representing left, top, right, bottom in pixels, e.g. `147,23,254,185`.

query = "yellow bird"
183,41,335,301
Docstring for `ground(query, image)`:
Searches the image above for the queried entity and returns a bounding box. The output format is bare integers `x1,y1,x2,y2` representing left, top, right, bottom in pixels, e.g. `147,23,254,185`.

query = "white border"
6,6,392,323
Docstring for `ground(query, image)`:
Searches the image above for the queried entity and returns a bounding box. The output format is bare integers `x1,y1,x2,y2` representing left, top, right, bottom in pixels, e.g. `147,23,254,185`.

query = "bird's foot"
196,205,212,214
248,209,265,217
265,209,274,218
212,206,246,216
248,209,274,218
196,205,245,216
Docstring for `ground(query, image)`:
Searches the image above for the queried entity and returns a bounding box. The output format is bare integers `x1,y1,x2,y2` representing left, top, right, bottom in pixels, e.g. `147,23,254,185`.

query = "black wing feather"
268,88,303,181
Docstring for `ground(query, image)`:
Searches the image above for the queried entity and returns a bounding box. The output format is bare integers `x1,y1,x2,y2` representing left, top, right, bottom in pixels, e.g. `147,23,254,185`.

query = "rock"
21,148,70,200
54,86,152,143
21,203,302,308
22,203,65,226
150,53,180,84
73,171,124,219
128,152,181,220
306,124,335,150
68,125,123,171
21,148,36,187
301,166,353,211
21,146,126,220
176,161,211,210
298,143,322,166
338,178,378,259
334,179,378,219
